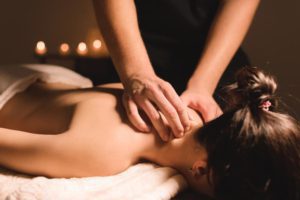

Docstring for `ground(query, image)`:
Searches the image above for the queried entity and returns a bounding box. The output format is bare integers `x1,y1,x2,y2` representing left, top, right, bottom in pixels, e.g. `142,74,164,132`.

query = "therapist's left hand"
180,89,223,123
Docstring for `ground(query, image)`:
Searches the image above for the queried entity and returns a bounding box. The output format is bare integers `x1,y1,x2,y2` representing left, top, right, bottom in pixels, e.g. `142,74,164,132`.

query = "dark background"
0,0,299,117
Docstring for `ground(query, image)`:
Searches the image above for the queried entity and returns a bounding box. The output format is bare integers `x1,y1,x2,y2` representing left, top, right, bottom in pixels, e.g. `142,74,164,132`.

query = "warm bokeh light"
35,41,47,55
59,43,70,55
77,42,88,56
86,28,109,57
36,41,46,50
92,39,102,50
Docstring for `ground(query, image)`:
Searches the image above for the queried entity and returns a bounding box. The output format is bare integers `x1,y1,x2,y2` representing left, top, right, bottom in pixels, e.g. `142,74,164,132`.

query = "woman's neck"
139,108,204,171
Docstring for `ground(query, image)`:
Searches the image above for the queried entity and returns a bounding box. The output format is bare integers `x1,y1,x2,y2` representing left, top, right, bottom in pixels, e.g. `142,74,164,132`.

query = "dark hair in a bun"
221,67,278,112
196,67,300,200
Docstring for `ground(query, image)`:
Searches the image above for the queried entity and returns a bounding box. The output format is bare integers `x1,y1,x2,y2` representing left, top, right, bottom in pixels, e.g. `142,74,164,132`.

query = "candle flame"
35,41,47,55
78,42,87,51
59,43,70,55
93,39,102,49
36,41,46,50
77,42,88,55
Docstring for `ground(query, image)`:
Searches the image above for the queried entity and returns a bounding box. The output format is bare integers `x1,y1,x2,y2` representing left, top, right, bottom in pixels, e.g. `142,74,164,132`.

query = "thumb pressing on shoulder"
180,90,223,123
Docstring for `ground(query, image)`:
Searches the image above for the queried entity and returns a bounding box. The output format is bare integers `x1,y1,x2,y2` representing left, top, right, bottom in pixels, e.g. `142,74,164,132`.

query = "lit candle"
59,43,70,55
76,42,88,56
90,39,102,57
35,41,47,55
93,39,102,51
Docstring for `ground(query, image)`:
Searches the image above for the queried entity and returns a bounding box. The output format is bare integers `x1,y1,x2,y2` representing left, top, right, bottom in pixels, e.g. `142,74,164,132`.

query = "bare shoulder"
68,85,125,132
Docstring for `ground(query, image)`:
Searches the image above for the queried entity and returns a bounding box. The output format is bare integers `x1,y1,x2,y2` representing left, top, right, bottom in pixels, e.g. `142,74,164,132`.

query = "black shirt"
135,0,218,49
134,0,249,93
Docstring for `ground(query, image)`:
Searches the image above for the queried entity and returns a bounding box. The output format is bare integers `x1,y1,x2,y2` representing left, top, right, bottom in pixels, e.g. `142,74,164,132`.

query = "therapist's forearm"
188,0,261,95
93,0,155,84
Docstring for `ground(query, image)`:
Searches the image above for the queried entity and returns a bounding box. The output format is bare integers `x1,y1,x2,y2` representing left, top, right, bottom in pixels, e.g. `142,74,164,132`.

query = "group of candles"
35,40,102,56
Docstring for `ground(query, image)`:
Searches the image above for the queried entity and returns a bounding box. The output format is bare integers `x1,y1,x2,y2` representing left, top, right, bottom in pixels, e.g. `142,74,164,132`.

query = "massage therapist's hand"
122,74,191,141
181,89,222,123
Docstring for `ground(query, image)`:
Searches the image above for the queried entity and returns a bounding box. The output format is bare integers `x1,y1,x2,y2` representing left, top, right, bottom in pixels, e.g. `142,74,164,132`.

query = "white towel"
0,64,187,200
0,164,187,200
0,64,93,110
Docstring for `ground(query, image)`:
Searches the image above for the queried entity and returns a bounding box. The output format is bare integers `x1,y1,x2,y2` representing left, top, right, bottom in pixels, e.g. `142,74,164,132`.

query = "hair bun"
222,67,278,110
236,67,277,105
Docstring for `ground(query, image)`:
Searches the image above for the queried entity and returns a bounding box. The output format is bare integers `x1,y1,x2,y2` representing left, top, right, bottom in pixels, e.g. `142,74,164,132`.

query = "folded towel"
0,64,187,200
0,64,92,110
0,164,187,200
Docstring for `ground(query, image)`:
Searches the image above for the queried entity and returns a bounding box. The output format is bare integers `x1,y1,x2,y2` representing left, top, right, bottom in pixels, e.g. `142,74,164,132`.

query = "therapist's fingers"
124,75,190,139
122,92,150,132
146,87,185,138
160,81,191,132
135,96,170,141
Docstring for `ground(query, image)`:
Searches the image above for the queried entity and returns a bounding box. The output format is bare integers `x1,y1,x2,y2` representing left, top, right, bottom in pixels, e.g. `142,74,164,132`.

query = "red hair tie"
259,100,272,111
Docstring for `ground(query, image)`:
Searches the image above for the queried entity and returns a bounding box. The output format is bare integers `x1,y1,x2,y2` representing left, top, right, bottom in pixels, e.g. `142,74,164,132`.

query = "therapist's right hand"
122,74,191,141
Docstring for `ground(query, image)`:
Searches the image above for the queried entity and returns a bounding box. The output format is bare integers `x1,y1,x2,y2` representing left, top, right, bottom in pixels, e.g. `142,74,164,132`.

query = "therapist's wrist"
122,67,157,88
186,77,215,96
117,61,155,84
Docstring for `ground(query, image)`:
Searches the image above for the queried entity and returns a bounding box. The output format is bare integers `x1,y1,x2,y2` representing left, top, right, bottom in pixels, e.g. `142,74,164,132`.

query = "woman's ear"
191,160,208,180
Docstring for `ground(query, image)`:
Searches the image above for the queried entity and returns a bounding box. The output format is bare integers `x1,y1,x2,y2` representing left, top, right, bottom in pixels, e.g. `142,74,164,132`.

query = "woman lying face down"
0,67,299,199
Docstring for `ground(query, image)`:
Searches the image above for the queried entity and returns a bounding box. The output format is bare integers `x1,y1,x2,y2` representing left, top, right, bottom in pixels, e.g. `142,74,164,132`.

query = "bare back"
0,82,157,177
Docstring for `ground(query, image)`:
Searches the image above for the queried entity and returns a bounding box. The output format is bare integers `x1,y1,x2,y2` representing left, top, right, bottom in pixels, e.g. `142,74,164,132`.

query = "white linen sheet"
0,164,186,200
0,64,187,200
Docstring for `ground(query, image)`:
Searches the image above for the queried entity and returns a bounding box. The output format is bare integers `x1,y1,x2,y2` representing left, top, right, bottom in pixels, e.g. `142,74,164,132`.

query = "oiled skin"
0,81,203,178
